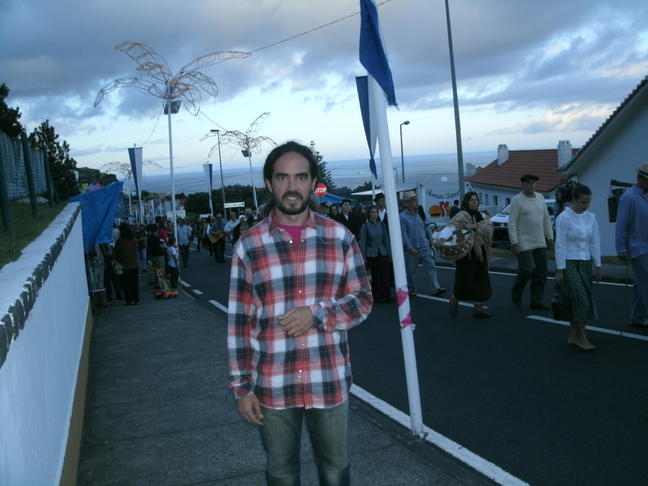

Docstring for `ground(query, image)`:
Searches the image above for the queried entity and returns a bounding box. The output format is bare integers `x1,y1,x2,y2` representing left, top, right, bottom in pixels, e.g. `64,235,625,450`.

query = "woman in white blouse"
554,184,602,350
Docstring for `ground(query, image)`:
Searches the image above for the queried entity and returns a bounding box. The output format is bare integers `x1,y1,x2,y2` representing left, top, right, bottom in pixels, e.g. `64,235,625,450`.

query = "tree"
0,84,23,137
184,192,211,215
309,141,335,190
28,120,80,199
352,181,373,193
334,186,354,198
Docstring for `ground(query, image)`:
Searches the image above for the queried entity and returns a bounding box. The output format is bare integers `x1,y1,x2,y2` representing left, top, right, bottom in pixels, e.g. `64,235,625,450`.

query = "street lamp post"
164,92,180,243
399,120,410,183
210,129,227,215
444,0,466,200
242,149,258,210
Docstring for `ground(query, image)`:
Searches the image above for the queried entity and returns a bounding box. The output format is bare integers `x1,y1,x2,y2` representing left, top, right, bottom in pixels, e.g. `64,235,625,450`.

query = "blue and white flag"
355,76,378,178
359,0,397,106
203,163,213,193
127,146,143,195
358,0,424,438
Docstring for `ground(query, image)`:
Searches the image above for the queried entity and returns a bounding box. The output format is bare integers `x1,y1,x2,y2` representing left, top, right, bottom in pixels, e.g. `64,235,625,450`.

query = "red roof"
466,148,577,193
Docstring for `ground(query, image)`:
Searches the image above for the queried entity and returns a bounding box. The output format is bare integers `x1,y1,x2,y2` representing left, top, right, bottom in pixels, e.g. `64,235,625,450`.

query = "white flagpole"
368,75,424,437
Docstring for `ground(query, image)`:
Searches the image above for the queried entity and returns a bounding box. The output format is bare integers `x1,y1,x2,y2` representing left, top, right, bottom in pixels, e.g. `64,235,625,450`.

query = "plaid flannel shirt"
227,209,373,409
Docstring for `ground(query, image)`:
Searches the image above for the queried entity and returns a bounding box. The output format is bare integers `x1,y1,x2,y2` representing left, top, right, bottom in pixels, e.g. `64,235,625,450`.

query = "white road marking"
209,299,228,313
193,289,203,295
180,279,190,287
351,385,529,486
436,265,629,286
416,294,474,308
527,315,648,342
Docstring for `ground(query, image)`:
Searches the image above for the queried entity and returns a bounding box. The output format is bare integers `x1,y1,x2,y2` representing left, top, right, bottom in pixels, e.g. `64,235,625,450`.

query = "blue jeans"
260,401,350,486
138,248,147,271
404,247,441,293
630,254,648,324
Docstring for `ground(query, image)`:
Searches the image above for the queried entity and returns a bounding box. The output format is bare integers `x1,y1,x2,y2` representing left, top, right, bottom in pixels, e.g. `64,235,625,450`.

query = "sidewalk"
76,277,496,485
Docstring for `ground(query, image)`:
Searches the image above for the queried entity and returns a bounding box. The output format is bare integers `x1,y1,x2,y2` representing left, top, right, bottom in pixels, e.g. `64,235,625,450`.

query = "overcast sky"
2,0,647,176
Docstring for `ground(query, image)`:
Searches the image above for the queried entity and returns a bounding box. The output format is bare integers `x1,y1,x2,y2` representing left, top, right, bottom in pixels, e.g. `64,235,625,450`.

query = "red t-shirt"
274,220,303,242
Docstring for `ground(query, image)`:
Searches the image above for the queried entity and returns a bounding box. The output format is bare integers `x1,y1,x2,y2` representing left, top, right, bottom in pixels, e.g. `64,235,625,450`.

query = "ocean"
135,152,492,196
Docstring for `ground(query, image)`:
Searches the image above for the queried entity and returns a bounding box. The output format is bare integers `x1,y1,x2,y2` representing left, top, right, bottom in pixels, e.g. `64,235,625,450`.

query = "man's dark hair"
571,183,592,201
119,223,135,240
263,141,319,183
341,199,351,205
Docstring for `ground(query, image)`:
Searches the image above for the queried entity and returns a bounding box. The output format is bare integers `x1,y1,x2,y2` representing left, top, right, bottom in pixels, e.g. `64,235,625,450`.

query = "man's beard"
272,191,310,215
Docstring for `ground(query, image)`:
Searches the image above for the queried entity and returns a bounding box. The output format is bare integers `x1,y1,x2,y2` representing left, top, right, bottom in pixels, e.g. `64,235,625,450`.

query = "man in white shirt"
176,218,193,268
508,174,554,309
375,193,388,229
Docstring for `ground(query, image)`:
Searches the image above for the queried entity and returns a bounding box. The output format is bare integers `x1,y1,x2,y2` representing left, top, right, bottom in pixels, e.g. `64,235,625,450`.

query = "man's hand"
433,238,445,248
618,252,629,261
511,244,521,256
279,307,315,337
237,393,264,425
547,239,555,250
406,247,418,255
555,269,563,285
594,267,603,282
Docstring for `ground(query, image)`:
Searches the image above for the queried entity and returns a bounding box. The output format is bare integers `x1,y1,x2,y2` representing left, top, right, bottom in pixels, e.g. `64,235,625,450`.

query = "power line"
249,0,395,54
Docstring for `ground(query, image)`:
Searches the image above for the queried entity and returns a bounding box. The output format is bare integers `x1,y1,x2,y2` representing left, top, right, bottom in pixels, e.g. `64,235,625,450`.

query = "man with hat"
615,162,648,327
400,190,445,297
374,192,388,228
508,173,554,309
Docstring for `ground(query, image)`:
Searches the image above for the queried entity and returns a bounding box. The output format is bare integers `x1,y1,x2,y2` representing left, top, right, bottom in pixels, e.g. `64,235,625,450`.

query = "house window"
484,194,490,205
493,195,499,206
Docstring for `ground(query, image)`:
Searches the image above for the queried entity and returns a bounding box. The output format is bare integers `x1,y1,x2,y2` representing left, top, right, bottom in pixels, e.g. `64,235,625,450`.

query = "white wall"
576,105,648,256
471,185,518,214
0,204,88,485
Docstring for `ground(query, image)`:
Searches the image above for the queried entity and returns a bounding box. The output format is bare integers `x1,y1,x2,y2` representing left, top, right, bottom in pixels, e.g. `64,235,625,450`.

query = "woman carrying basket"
434,191,493,318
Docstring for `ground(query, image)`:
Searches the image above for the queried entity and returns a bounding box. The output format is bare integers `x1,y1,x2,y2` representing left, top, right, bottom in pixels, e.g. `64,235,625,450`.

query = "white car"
491,199,556,243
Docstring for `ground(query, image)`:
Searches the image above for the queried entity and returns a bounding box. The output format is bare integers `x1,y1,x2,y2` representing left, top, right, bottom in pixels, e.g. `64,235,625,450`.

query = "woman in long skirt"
436,191,493,318
554,183,602,350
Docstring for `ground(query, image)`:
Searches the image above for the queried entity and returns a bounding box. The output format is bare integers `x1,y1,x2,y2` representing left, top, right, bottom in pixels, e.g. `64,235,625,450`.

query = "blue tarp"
69,181,123,252
314,192,355,206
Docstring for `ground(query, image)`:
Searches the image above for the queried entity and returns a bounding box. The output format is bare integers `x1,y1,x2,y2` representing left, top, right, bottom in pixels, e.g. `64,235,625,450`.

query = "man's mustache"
282,192,303,200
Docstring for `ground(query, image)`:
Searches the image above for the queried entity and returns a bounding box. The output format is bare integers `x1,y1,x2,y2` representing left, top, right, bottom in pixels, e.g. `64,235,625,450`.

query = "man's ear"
264,179,272,192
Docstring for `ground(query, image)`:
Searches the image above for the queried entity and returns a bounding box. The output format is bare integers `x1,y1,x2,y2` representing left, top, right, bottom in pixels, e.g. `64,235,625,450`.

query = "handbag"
551,284,571,321
112,260,124,276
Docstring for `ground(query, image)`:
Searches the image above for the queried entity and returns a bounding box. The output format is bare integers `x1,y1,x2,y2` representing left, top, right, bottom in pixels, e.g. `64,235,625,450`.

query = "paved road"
179,248,648,486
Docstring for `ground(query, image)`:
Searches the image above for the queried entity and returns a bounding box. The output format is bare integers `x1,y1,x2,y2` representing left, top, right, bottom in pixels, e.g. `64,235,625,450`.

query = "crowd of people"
79,139,648,485
224,143,648,484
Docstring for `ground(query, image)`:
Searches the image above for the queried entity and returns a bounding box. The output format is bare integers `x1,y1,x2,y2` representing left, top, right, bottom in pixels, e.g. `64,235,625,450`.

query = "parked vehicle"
491,199,556,245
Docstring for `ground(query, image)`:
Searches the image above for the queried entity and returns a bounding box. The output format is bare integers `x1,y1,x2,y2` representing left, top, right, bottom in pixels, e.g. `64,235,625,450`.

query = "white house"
559,76,648,257
466,141,576,214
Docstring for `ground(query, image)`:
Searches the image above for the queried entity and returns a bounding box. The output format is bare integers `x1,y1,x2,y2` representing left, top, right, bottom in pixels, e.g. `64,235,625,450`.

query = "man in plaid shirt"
228,141,372,485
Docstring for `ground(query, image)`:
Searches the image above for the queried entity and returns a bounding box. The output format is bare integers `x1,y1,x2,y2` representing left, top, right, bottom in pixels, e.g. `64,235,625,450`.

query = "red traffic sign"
314,183,328,197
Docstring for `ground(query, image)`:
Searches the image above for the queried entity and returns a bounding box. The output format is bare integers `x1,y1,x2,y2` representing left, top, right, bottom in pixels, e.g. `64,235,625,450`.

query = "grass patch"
0,201,67,270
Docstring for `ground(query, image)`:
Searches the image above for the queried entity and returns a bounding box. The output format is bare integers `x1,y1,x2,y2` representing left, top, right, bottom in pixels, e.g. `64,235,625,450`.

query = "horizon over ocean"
134,151,493,195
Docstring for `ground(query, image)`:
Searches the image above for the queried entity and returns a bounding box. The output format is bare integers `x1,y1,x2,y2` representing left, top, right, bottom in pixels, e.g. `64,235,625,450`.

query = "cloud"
2,0,648,164
3,1,647,111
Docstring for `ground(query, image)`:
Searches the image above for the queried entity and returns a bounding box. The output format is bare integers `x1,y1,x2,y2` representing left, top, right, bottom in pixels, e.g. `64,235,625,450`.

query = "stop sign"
314,183,327,197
